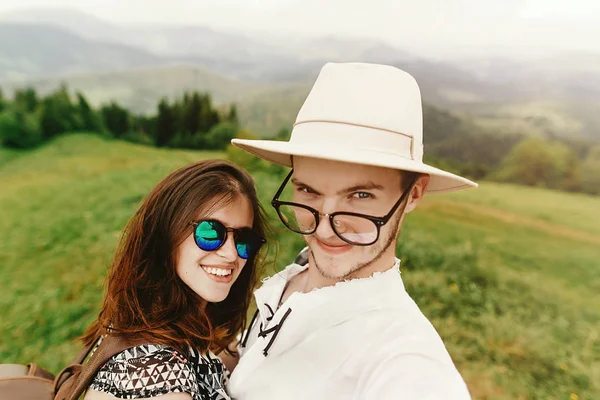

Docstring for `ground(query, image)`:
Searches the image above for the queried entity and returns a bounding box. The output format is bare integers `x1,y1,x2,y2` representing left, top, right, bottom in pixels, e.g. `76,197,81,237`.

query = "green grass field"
1,134,598,399
0,147,24,167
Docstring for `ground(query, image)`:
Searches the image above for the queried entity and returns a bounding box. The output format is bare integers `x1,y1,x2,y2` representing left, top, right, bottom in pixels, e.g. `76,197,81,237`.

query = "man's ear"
404,174,430,213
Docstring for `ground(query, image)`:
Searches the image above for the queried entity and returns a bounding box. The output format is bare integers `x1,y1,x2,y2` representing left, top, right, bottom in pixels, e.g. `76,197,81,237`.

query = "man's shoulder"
360,311,470,399
357,295,456,363
368,306,444,345
396,299,454,340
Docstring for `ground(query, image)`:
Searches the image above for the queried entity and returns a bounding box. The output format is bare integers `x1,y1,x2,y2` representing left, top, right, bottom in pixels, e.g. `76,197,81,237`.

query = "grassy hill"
0,147,23,167
0,134,598,399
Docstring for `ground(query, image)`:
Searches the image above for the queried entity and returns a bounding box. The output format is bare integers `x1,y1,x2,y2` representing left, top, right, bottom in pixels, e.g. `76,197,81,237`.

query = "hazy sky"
1,0,599,55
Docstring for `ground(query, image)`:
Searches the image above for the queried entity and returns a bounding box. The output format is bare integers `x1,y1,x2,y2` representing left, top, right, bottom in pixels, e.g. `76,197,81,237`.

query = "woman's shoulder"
89,343,198,399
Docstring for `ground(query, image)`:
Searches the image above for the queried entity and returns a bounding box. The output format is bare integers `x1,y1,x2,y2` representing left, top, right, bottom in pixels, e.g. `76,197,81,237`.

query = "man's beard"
309,211,404,281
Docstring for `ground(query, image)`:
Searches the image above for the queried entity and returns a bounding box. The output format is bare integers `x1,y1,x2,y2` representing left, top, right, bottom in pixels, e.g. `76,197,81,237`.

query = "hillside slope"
0,134,598,399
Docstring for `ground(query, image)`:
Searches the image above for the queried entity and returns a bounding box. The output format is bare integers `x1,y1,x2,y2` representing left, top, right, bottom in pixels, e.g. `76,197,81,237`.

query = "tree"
40,98,69,139
170,96,185,138
226,104,239,126
494,137,580,190
76,92,105,134
161,91,228,150
274,128,291,141
155,98,177,147
580,145,600,195
226,129,264,169
39,85,79,139
131,115,157,142
14,88,39,113
0,108,42,149
198,93,220,133
100,101,130,138
182,92,202,137
0,88,5,113
547,140,581,192
205,122,238,150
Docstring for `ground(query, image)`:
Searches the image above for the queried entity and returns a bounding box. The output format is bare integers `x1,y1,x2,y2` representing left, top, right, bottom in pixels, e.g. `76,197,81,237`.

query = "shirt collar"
253,256,404,326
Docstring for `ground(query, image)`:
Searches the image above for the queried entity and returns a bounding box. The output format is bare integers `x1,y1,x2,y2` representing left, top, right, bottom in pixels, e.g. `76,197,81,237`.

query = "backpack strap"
54,334,148,400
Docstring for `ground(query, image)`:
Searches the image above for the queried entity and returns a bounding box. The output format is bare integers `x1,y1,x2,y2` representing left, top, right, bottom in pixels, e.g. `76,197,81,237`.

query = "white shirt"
228,258,471,400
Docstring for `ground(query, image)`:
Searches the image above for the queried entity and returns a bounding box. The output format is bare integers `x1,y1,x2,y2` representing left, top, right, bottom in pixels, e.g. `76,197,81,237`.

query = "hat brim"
231,139,478,194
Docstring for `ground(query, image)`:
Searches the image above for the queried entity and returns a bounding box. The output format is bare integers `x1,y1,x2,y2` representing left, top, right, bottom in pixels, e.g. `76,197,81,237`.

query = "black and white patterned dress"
89,342,231,400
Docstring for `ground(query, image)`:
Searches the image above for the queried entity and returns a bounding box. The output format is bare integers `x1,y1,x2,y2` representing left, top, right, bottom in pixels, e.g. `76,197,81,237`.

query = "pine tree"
14,88,38,113
77,92,105,133
183,92,202,136
0,87,5,113
198,93,220,133
39,84,79,138
227,104,239,126
100,101,130,138
155,98,177,147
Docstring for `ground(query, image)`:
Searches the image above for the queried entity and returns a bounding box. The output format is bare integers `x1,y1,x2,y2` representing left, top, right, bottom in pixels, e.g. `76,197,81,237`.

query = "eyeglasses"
271,170,416,246
191,220,265,260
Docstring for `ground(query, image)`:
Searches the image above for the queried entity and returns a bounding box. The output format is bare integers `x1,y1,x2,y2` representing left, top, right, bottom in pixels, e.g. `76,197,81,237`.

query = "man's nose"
314,199,339,239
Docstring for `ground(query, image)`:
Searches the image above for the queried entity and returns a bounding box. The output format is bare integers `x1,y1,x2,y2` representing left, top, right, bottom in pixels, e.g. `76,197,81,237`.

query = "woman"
81,159,268,400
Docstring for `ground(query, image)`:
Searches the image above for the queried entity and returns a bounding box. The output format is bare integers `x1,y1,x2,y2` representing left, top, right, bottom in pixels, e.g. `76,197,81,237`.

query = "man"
225,62,477,399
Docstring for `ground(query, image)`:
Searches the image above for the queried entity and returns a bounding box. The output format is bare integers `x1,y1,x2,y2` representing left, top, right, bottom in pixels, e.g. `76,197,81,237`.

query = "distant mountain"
0,10,489,98
0,8,426,82
291,36,411,63
0,7,118,41
0,9,535,102
0,23,166,81
1,8,598,140
0,8,409,63
3,7,598,101
445,51,600,139
0,8,562,96
451,51,600,102
0,8,297,81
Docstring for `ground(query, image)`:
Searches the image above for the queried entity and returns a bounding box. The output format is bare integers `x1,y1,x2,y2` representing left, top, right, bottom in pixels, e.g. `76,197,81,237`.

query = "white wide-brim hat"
232,62,478,193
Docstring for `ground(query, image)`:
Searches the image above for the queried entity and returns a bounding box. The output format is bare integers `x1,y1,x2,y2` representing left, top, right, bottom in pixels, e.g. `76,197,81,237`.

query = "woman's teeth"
202,266,232,277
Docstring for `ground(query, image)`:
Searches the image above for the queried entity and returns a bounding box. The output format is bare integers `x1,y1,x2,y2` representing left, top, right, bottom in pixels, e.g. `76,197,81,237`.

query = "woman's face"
176,195,254,303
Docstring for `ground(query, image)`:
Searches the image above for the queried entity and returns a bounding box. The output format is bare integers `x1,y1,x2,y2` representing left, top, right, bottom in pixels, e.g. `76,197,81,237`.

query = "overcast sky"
1,0,599,55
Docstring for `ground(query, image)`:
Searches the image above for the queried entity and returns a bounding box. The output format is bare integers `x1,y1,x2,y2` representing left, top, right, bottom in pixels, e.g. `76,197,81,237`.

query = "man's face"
290,156,413,280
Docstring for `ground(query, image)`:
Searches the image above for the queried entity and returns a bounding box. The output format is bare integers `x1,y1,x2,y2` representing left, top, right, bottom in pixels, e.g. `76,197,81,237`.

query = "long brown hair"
82,159,268,353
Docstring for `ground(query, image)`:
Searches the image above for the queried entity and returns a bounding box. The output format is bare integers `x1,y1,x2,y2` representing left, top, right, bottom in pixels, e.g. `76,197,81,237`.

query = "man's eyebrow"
291,178,384,195
338,182,385,195
291,178,321,195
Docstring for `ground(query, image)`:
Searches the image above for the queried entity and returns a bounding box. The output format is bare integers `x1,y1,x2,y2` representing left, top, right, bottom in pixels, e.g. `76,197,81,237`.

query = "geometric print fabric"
89,343,231,400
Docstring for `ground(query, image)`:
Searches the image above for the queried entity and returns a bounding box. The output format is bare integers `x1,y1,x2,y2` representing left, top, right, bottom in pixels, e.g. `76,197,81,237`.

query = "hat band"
290,119,423,161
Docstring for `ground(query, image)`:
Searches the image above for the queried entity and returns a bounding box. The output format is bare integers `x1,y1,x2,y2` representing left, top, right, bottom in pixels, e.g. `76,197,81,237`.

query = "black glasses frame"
271,169,417,246
191,220,266,259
